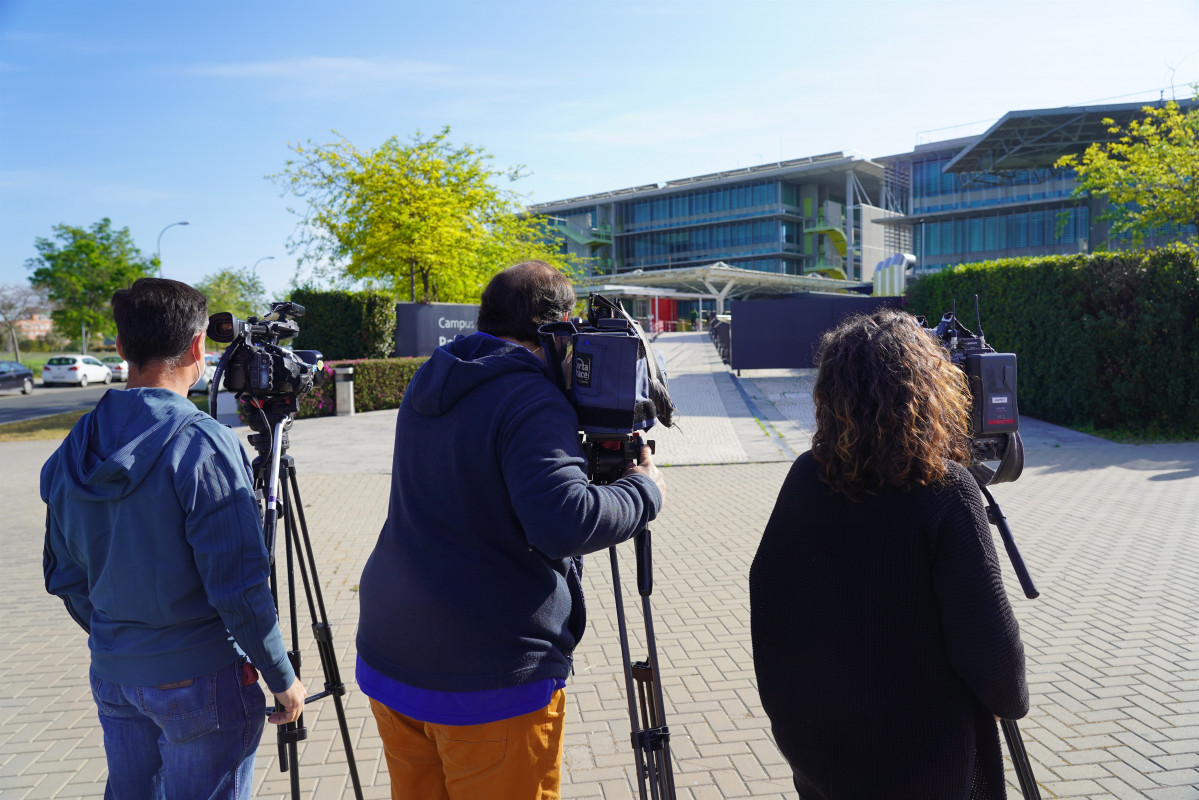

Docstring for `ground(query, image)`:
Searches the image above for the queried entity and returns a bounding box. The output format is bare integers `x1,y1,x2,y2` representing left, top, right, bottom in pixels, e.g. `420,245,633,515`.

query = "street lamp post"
156,221,191,276
251,256,275,278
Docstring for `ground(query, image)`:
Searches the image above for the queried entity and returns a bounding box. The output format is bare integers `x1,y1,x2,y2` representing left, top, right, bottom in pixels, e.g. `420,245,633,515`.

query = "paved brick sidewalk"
2,332,1197,799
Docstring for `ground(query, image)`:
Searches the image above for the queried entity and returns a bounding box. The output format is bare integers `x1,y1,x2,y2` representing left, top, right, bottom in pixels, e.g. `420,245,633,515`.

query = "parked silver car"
189,354,223,394
100,355,130,382
42,354,113,387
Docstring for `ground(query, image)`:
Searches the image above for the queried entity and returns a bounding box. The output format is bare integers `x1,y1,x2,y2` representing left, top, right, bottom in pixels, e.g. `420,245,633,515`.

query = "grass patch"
0,410,87,441
1070,423,1197,445
190,394,209,414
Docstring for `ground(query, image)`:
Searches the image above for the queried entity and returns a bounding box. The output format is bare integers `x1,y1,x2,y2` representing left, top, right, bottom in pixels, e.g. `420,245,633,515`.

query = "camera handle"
978,484,1039,600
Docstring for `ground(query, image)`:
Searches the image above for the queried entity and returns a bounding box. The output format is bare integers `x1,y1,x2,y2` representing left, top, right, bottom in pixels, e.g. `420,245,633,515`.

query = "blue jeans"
90,660,266,800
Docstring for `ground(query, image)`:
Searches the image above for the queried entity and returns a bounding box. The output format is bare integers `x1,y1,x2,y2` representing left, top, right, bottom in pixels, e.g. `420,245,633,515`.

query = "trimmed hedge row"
295,357,427,420
906,246,1199,437
288,289,397,360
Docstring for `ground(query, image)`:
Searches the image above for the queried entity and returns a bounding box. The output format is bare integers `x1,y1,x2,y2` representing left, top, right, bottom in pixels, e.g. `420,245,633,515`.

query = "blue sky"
2,0,1198,302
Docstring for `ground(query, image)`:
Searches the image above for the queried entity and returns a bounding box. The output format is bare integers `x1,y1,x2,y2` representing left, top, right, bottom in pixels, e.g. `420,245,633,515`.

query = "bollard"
333,367,355,416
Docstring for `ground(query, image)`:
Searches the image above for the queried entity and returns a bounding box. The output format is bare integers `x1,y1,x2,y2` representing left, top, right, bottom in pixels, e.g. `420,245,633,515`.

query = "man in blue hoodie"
42,278,306,800
357,261,666,799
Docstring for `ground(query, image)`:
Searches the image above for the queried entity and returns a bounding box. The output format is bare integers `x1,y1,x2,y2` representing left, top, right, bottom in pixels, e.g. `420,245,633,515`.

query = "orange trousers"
369,690,565,800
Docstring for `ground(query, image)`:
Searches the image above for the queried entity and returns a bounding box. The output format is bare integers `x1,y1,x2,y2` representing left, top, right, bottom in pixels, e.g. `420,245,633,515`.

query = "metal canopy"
574,262,868,306
943,100,1198,173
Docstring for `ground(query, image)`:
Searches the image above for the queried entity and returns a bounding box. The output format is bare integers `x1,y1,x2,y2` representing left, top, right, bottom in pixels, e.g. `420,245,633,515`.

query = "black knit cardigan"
750,453,1029,800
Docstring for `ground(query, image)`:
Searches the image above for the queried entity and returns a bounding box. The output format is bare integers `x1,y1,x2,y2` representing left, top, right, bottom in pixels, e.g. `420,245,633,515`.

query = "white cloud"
187,56,450,83
181,55,543,98
0,169,182,204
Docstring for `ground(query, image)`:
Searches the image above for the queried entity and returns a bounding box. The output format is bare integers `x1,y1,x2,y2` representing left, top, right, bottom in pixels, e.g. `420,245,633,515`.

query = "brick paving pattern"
1,331,1196,798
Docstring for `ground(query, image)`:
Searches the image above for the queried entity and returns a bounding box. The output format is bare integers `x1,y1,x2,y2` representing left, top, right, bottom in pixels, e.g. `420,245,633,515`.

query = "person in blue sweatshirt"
42,278,306,800
356,261,667,799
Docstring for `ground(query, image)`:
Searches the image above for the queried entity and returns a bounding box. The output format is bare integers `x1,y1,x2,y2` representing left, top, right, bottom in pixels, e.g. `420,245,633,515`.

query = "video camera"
207,302,323,409
539,294,675,484
206,302,324,453
919,296,1023,485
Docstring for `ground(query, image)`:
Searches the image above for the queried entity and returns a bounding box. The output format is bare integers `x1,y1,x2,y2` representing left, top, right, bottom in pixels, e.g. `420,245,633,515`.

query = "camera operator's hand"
625,443,666,499
269,677,306,725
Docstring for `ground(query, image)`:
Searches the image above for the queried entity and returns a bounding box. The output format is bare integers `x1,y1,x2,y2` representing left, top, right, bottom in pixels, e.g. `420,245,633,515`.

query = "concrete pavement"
2,331,1197,799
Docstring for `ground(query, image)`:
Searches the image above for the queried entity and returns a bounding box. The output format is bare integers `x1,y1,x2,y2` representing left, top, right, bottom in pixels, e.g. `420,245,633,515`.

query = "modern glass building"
528,153,892,283
874,100,1198,272
532,99,1196,318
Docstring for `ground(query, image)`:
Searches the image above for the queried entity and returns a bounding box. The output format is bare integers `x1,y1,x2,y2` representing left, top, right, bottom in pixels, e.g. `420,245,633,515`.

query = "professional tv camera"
207,302,322,412
921,299,1043,799
539,293,679,799
206,303,364,797
920,297,1023,486
539,293,675,484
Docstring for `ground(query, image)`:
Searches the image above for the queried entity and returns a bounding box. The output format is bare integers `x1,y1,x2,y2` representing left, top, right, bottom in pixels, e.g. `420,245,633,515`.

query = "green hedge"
288,289,397,360
906,246,1199,437
295,357,427,419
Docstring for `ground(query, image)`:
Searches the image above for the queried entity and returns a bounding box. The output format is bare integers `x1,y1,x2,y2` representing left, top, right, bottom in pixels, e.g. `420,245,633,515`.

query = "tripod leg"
635,529,676,800
610,545,652,800
1001,719,1042,800
282,464,365,800
638,597,676,800
278,479,306,799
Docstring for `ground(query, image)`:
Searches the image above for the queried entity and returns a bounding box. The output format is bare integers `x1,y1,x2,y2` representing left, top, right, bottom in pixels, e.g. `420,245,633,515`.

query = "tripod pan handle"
635,529,652,597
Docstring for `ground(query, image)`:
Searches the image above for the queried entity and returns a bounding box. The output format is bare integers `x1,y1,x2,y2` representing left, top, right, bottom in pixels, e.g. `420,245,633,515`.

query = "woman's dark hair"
811,308,971,500
111,278,209,369
477,261,576,343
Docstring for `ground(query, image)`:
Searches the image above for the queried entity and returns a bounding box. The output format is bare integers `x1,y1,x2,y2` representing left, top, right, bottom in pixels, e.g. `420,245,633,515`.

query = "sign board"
394,302,481,357
730,293,903,369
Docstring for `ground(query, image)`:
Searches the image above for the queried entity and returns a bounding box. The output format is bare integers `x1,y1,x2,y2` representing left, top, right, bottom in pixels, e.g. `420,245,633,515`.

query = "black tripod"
972,467,1043,800
246,398,364,800
585,434,677,800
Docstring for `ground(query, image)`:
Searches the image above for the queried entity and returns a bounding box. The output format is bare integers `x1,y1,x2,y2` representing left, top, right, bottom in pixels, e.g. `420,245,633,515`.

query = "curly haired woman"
749,308,1028,800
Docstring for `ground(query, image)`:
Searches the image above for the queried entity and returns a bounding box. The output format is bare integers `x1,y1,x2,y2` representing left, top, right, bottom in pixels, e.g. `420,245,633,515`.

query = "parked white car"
42,354,113,387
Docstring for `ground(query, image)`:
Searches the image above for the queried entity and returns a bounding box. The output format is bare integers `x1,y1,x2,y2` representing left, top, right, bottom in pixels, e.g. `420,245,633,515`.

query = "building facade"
532,99,1196,318
874,100,1198,272
529,152,893,283
14,313,53,340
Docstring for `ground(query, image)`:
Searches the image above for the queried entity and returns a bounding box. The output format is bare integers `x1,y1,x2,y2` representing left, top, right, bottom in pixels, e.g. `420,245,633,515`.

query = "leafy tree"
1056,93,1199,246
271,126,575,303
0,283,49,363
195,267,267,350
25,218,156,353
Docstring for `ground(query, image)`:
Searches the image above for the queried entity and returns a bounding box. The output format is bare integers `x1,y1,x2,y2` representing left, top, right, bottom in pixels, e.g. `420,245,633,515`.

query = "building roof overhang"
943,99,1199,173
529,154,885,214
574,262,869,300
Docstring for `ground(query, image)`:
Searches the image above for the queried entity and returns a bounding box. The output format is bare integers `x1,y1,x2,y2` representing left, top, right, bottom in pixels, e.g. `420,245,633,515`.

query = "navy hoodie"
42,387,295,692
357,334,662,692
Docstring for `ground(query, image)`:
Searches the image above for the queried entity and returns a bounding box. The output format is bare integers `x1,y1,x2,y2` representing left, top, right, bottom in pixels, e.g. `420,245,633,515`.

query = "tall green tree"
1056,92,1199,246
26,218,156,353
271,126,575,303
195,267,267,351
195,267,266,320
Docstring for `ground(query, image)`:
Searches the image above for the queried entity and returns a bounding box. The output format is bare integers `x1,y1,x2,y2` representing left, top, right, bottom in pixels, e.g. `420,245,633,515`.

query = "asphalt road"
0,381,121,425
